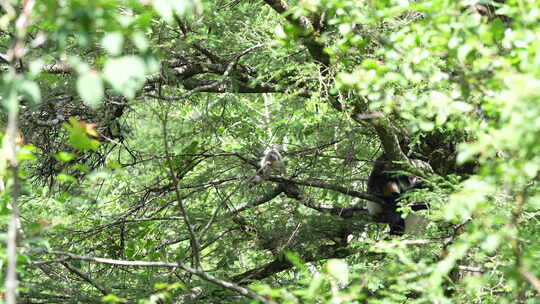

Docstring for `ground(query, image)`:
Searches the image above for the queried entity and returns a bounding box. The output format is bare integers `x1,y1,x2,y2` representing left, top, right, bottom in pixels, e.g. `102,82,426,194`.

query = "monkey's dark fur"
367,154,428,235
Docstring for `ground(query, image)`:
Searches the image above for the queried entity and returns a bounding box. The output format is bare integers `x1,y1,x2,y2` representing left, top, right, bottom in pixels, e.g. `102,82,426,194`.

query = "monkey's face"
265,151,280,162
383,181,401,195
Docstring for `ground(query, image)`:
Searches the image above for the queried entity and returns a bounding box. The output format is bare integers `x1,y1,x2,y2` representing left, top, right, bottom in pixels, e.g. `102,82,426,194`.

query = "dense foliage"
1,0,540,303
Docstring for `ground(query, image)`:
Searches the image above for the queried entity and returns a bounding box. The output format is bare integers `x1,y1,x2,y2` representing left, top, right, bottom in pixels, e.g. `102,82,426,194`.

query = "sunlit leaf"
18,79,41,103
54,152,78,162
101,294,127,304
131,32,149,52
56,173,77,183
153,0,197,22
325,259,349,285
102,32,124,56
103,56,147,99
77,71,104,109
63,117,100,151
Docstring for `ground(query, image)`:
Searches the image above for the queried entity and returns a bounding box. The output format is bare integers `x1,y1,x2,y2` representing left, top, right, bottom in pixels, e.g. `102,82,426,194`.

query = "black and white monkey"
259,144,286,176
249,144,286,187
468,0,511,24
366,155,430,235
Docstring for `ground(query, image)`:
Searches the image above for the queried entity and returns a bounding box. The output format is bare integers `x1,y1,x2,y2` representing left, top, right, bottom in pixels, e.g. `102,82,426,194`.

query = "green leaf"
153,0,174,22
63,117,100,151
77,71,104,109
284,251,306,270
101,294,127,304
306,273,323,297
325,259,349,284
153,0,195,22
17,146,37,161
70,163,90,173
18,80,41,103
106,161,122,169
68,56,91,74
29,59,44,77
131,32,149,52
457,43,474,63
102,32,124,56
481,234,501,253
103,56,147,99
56,173,78,183
54,152,78,162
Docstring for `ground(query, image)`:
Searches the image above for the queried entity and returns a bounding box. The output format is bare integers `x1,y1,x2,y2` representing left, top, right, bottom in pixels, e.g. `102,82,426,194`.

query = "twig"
226,186,283,215
61,262,110,295
519,267,540,294
267,176,384,203
160,113,202,268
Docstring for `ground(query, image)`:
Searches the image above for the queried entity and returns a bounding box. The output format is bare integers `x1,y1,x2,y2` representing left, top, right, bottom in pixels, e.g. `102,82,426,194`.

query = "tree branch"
267,176,385,204
519,267,540,294
262,0,330,66
61,262,110,296
226,185,284,215
369,117,409,164
42,251,268,303
232,243,383,282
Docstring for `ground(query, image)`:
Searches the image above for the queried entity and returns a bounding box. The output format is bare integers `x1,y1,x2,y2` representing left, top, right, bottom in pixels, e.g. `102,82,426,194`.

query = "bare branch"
43,251,268,302
520,267,540,294
61,262,110,296
42,61,72,74
267,176,384,203
161,114,202,268
226,186,284,215
0,53,8,64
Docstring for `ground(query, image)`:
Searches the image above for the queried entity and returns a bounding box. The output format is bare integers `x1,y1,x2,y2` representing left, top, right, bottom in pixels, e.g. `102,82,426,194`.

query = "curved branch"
61,262,110,296
41,251,269,303
233,244,383,282
227,185,284,215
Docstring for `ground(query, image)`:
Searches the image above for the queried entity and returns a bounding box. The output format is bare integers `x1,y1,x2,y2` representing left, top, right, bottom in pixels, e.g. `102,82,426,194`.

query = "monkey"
366,154,430,235
248,174,263,187
468,0,512,24
259,144,286,177
248,144,286,187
